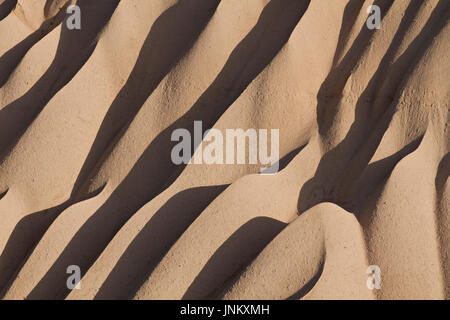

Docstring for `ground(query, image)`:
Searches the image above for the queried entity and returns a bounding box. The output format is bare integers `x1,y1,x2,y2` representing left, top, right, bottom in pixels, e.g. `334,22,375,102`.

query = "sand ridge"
0,0,448,299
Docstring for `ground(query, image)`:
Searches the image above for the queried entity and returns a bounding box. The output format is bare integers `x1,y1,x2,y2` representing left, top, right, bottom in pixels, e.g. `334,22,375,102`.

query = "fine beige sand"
0,0,448,300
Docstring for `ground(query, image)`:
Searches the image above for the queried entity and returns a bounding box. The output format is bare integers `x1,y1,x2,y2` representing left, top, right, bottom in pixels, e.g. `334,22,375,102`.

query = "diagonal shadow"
331,0,433,203
287,259,325,300
316,0,395,137
0,0,120,157
70,0,222,199
436,153,450,201
76,0,313,207
298,0,449,214
0,201,74,298
0,1,69,88
94,184,229,300
183,217,287,300
331,0,365,67
0,0,219,298
26,0,312,300
0,188,7,200
435,152,449,299
351,135,424,215
94,145,303,300
0,0,119,296
0,184,104,298
261,143,308,174
0,0,16,21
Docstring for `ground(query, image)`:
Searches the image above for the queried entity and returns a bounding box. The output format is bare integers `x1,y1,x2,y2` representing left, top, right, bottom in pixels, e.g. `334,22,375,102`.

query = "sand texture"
0,0,448,300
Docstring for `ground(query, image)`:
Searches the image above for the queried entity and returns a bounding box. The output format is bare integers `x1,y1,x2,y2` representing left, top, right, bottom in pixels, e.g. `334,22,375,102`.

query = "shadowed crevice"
0,0,16,21
317,0,395,136
261,143,307,174
0,189,8,201
298,0,449,215
350,135,425,215
183,217,287,300
70,0,222,200
94,185,228,300
0,0,120,158
23,0,312,300
332,0,365,67
435,152,450,299
287,259,324,300
92,145,308,299
0,184,104,298
0,2,68,88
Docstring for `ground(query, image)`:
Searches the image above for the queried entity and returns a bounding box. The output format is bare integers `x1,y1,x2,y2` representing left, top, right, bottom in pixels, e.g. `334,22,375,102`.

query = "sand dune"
0,0,448,300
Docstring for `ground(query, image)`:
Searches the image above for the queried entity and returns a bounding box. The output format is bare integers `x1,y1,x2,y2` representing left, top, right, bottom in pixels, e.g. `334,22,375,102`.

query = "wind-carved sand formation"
0,0,448,300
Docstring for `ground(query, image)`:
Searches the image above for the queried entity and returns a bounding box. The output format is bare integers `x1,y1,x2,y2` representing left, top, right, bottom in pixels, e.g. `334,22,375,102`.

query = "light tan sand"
0,0,448,300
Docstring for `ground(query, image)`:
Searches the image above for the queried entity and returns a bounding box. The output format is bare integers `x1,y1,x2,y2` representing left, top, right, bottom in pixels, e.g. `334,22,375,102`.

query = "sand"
0,0,448,300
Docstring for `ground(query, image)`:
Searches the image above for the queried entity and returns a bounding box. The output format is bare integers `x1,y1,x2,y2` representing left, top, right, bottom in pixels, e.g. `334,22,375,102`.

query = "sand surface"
0,0,448,300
